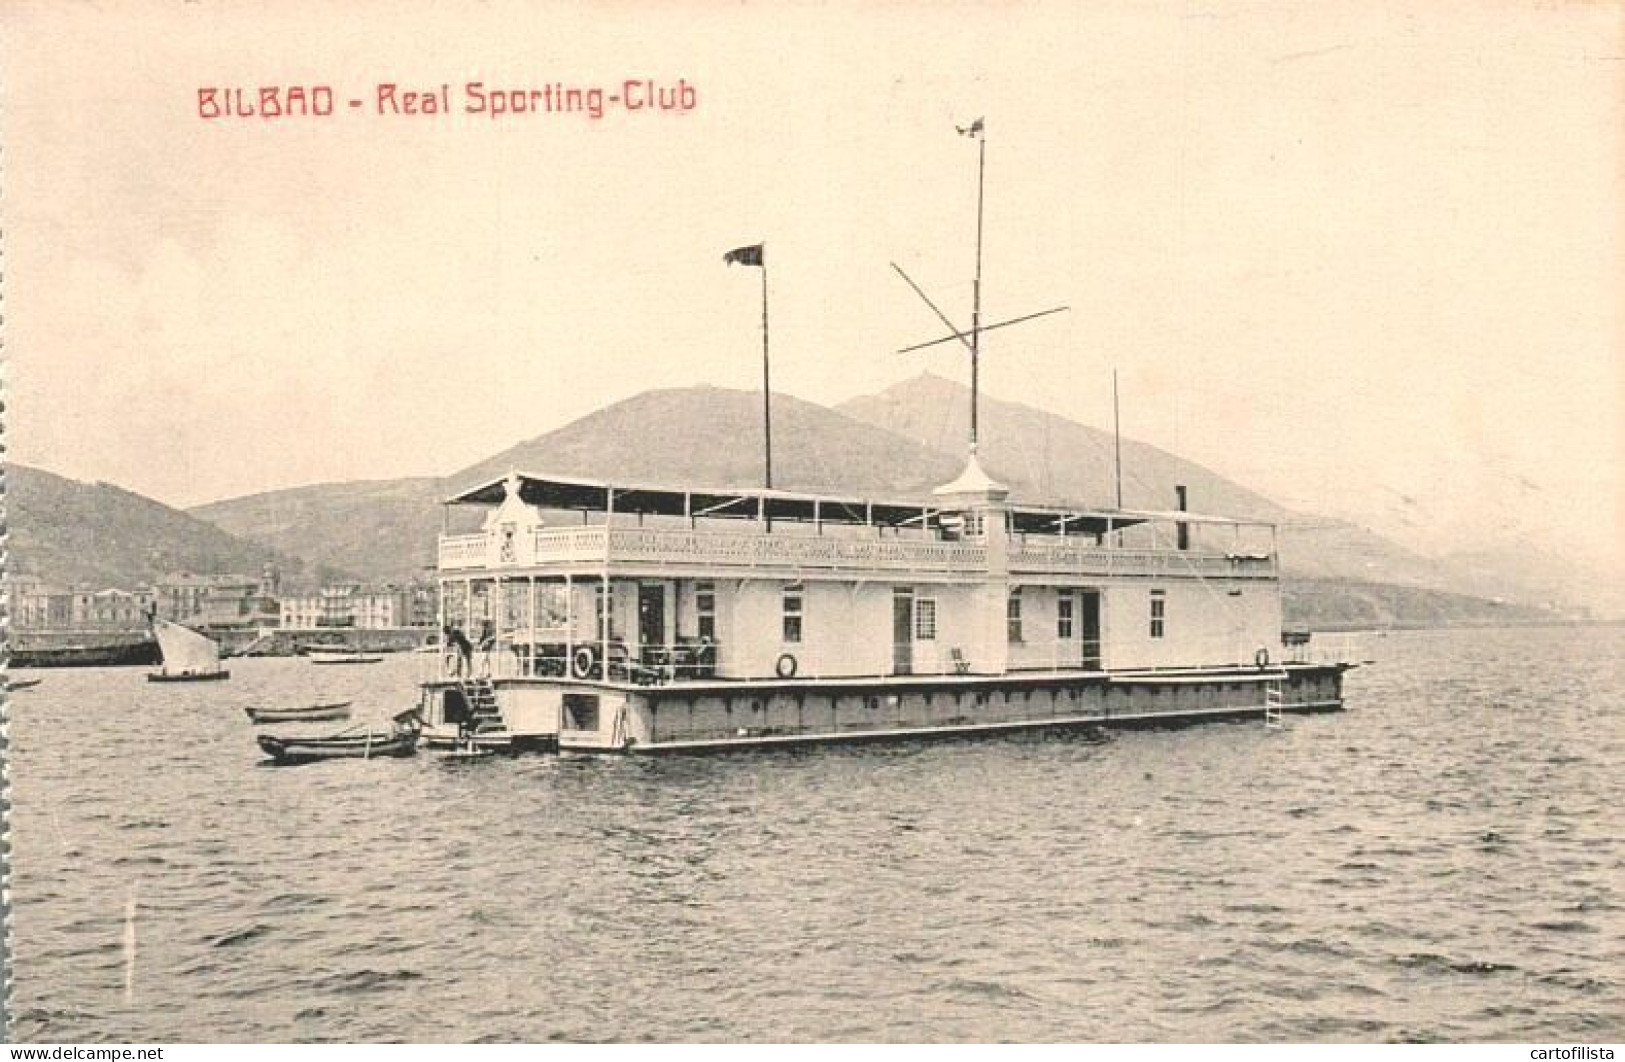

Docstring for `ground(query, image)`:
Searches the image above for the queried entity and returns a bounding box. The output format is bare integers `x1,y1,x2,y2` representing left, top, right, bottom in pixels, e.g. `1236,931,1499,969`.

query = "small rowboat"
308,650,384,665
9,677,43,691
244,701,353,725
257,728,417,765
149,669,230,683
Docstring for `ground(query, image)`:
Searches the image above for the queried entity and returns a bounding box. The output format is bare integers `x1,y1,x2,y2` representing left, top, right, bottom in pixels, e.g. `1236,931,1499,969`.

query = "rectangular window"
1057,592,1074,639
1150,590,1166,639
782,583,803,644
695,581,716,642
1007,589,1023,643
914,598,937,641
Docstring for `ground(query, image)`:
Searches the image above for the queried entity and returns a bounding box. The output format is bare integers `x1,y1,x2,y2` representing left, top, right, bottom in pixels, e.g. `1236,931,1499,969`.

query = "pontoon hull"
421,663,1348,755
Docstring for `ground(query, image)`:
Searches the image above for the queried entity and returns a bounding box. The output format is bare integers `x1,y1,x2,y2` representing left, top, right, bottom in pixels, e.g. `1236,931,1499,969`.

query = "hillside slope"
448,385,964,497
4,465,307,588
189,477,444,586
839,375,1475,592
179,381,1576,627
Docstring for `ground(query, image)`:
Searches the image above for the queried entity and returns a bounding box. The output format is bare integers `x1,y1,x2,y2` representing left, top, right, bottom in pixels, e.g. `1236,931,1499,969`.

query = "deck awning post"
565,572,574,665
527,576,537,678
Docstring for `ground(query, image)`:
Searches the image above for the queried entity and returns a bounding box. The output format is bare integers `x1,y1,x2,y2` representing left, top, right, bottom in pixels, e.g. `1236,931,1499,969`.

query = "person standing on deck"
476,618,496,676
444,624,473,677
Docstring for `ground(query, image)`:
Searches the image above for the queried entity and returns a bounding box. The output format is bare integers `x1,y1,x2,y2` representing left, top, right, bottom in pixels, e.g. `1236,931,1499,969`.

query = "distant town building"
6,576,153,630
154,565,280,627
153,573,223,621
8,575,73,629
76,587,155,627
406,584,437,628
280,594,323,630
279,582,436,630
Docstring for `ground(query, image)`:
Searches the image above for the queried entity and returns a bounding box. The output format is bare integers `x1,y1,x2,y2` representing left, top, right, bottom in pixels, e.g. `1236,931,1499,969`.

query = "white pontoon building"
420,458,1347,753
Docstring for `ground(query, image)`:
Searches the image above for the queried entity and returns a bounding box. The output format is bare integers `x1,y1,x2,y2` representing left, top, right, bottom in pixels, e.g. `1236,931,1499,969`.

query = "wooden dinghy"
244,700,354,725
256,727,417,765
307,650,384,665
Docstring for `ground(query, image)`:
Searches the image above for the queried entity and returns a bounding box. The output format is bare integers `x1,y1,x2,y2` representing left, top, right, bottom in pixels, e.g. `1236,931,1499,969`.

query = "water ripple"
7,629,1625,1041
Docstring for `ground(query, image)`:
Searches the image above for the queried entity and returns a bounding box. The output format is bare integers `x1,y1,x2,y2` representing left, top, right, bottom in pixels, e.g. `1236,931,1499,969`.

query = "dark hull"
148,669,231,683
257,731,417,765
11,639,161,668
558,662,1351,754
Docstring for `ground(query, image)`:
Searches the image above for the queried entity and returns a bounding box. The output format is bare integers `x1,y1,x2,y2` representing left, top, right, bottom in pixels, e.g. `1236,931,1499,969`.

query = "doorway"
892,587,914,675
638,583,666,665
1080,589,1102,669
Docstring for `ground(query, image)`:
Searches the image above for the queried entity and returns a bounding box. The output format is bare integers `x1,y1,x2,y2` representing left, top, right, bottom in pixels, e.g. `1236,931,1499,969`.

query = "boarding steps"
1263,675,1285,729
232,632,276,658
459,676,511,743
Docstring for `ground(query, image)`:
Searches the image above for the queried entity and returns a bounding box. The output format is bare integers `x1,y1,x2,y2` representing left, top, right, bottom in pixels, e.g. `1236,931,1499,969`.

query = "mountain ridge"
4,464,314,589
179,379,1589,623
10,380,1589,628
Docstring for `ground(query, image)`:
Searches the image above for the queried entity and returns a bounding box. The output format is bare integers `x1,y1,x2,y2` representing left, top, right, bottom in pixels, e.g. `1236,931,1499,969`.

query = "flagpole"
760,253,773,491
970,130,985,454
1113,368,1124,510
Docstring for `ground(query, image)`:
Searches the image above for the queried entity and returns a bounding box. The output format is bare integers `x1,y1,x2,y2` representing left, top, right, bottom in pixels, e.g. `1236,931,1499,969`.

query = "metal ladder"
1263,676,1285,729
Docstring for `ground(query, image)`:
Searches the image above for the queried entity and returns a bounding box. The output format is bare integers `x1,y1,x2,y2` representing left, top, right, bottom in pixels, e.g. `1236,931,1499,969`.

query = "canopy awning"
446,471,1261,532
447,471,948,528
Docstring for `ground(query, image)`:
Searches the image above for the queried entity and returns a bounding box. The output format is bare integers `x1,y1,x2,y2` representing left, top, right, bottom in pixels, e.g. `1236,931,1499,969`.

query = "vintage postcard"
2,0,1620,1046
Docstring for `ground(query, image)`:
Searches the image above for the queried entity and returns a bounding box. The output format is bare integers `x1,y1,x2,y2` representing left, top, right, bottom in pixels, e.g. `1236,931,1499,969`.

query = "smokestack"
1175,485,1190,551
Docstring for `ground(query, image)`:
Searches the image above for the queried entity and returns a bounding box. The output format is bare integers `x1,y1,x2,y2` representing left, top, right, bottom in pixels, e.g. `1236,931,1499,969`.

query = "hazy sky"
3,2,1619,565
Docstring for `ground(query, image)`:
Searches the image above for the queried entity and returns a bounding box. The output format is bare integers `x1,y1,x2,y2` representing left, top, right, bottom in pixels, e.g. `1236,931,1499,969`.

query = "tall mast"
970,125,986,453
761,256,773,490
896,119,1067,462
1113,368,1124,509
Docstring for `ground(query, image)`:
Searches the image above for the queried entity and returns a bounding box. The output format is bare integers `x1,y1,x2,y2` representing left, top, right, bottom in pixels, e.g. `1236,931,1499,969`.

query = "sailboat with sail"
148,620,231,682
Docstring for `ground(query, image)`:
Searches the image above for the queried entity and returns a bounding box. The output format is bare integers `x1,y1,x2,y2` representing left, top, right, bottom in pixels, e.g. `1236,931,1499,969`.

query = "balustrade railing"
1009,541,1274,578
439,525,986,573
428,635,723,684
439,526,1274,578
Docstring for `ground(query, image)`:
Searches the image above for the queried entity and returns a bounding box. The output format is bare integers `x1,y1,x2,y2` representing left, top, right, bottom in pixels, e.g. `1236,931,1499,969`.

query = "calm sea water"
6,627,1622,1043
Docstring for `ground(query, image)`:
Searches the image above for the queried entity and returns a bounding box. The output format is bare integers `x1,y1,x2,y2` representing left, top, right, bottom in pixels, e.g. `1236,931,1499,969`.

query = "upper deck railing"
441,525,988,574
1007,540,1275,578
439,525,1275,579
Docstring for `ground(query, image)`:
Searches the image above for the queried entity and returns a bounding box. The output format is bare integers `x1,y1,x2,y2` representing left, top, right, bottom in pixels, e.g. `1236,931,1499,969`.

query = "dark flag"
723,243,765,267
956,117,985,138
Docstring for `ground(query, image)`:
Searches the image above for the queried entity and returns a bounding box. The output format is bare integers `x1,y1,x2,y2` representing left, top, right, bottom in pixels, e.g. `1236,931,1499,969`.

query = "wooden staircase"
460,677,511,744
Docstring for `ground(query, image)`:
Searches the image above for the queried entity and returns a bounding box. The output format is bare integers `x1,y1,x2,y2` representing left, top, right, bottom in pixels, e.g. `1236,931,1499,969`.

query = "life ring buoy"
572,646,596,679
1254,647,1271,669
775,652,798,679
